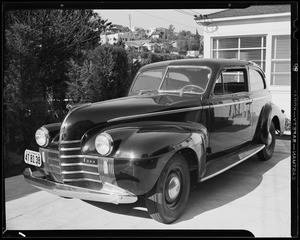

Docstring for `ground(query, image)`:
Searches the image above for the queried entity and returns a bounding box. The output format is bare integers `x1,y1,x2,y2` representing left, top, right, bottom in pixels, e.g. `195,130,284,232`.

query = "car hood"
60,94,202,141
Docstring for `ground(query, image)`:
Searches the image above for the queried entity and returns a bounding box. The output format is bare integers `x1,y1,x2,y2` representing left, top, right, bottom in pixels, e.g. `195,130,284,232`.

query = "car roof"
140,58,254,71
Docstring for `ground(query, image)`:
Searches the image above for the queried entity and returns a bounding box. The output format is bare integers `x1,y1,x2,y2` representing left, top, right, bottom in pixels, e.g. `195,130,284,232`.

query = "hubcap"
167,175,181,200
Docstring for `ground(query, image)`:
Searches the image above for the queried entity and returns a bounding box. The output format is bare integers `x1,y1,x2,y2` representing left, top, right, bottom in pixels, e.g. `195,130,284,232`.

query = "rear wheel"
257,122,276,161
145,154,190,224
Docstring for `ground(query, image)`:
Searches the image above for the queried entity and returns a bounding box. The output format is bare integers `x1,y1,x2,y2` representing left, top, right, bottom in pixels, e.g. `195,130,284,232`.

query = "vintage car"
23,58,285,224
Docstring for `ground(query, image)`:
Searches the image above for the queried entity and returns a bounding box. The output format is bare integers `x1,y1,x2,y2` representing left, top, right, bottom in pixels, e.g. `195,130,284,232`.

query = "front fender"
40,122,61,148
82,121,208,195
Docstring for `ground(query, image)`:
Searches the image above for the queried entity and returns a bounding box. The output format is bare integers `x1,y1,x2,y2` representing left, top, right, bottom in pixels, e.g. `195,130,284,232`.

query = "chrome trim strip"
60,140,81,144
108,105,210,122
200,145,265,182
62,170,99,176
60,147,81,151
60,154,101,159
108,98,253,123
63,178,102,183
212,99,253,108
60,162,98,168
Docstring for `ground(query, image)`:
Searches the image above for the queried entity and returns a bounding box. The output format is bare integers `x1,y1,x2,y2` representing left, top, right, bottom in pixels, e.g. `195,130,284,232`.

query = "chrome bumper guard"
23,168,138,204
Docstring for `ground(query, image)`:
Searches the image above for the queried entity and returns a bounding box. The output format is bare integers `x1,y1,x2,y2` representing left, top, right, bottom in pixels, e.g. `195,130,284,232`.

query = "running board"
200,143,265,182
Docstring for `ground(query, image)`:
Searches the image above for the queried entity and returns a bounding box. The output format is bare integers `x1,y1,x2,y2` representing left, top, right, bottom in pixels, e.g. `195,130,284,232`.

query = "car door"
207,67,252,155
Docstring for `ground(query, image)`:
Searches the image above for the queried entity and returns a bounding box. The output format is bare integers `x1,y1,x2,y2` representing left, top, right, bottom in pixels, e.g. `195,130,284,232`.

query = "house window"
212,36,266,71
271,35,291,86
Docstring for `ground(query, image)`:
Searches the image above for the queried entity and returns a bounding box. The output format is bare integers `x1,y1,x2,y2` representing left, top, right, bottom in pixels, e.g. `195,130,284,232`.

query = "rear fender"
253,103,285,144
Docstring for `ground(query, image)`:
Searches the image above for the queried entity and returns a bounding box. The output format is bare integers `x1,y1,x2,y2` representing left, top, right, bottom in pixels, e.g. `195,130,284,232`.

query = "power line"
135,10,197,30
188,9,201,15
174,9,195,16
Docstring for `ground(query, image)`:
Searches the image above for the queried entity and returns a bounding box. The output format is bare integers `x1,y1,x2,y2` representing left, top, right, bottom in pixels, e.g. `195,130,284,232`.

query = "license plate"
24,150,42,167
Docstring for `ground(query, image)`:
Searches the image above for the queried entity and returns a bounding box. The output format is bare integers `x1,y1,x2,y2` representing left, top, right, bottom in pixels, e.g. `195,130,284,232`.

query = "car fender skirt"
23,168,138,204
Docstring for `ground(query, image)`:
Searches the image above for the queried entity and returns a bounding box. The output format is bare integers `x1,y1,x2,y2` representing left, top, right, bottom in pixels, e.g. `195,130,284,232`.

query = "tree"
144,52,184,64
66,44,132,103
176,30,201,54
166,25,176,41
136,28,148,39
162,42,174,53
4,21,48,151
4,9,112,151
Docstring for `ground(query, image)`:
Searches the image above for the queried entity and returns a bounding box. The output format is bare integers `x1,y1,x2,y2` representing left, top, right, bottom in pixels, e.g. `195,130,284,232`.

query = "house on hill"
124,40,151,52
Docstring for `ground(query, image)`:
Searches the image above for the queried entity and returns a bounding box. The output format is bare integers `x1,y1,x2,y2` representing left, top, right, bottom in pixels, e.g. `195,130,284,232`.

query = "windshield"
129,66,211,96
129,68,166,95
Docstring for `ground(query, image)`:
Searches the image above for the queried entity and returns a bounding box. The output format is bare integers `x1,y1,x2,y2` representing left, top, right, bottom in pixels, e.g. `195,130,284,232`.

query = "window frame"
248,66,266,92
211,67,249,97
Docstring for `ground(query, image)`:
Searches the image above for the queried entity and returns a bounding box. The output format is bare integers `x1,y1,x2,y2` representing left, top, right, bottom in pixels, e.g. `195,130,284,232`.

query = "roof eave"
196,12,290,25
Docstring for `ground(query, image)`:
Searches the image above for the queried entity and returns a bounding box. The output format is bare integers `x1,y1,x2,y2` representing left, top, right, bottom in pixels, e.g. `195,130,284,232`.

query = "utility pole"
129,14,132,31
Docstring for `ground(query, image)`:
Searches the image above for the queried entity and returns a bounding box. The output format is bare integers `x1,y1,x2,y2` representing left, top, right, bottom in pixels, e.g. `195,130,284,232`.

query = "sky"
94,9,226,35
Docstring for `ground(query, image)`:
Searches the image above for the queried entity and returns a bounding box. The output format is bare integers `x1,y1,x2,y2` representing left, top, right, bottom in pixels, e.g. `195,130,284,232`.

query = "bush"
66,49,186,104
66,44,131,103
144,52,185,64
285,118,291,132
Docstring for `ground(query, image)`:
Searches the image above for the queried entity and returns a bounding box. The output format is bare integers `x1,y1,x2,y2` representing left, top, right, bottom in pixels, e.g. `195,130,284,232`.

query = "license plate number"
24,150,42,167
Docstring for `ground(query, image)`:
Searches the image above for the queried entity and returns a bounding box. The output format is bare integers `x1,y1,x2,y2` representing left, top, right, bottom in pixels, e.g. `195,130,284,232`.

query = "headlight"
35,127,50,147
95,133,114,156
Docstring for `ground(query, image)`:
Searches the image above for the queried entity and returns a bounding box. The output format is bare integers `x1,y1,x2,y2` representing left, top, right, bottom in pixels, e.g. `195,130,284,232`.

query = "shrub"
66,44,131,103
144,52,185,64
285,118,291,132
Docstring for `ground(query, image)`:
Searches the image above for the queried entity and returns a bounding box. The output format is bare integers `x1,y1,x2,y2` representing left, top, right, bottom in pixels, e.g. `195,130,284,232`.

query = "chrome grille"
41,140,115,187
40,148,63,183
59,140,102,183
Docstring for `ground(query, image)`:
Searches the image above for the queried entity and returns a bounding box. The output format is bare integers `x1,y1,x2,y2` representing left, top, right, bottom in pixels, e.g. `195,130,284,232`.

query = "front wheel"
145,154,190,224
257,122,276,161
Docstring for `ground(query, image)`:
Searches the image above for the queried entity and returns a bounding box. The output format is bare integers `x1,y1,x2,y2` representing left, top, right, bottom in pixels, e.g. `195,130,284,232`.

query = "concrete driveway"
4,137,291,237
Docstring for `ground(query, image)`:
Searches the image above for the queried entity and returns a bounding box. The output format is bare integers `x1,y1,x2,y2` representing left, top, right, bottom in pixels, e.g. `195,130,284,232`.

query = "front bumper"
23,168,138,204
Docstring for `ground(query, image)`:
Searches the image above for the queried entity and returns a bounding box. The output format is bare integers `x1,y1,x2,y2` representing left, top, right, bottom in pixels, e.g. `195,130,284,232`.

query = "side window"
249,68,266,91
223,70,246,94
213,69,247,95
